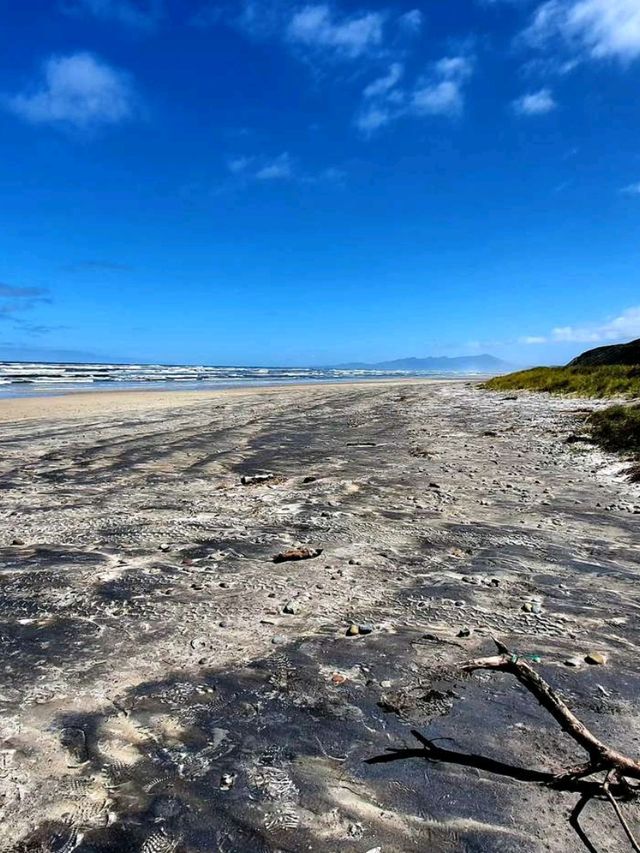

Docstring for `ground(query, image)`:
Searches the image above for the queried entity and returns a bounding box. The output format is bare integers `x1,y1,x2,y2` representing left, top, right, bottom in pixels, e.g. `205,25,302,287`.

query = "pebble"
346,623,374,636
283,600,300,615
457,627,472,638
585,651,607,666
11,538,25,546
272,635,288,646
564,656,583,667
220,772,236,791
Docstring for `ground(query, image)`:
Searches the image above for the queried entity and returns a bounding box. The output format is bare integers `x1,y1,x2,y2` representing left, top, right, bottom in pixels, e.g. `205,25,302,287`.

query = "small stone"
457,627,472,638
159,543,171,552
454,600,466,608
564,657,583,667
585,651,607,666
11,538,25,546
283,600,300,615
347,624,360,636
380,680,392,688
220,772,236,791
272,634,288,646
358,623,374,635
331,673,347,684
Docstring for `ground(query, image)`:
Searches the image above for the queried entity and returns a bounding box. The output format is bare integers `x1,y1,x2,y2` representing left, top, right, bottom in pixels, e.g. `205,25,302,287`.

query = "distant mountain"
336,354,513,373
569,338,640,367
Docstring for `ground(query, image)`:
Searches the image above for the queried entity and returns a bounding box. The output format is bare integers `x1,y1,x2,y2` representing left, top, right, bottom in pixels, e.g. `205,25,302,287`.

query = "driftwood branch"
369,641,640,850
460,652,640,781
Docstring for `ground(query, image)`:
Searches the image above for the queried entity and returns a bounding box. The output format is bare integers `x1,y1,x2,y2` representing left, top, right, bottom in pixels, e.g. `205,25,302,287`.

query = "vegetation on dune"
483,365,640,398
588,405,640,455
483,365,640,478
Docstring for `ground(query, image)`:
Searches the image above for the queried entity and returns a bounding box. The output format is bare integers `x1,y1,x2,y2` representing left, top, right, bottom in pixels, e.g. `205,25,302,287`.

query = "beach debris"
272,547,322,564
241,473,274,486
220,772,236,791
585,651,607,666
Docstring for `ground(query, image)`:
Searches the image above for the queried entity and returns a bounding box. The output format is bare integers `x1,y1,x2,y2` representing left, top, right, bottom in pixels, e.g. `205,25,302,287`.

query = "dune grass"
483,365,640,398
588,405,640,455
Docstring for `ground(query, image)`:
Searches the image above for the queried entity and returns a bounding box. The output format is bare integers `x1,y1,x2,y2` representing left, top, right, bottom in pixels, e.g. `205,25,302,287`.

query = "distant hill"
569,338,640,367
337,354,513,373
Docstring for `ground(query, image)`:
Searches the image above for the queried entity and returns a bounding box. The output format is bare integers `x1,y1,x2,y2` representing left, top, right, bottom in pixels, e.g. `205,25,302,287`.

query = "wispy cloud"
513,87,557,114
5,52,136,129
620,181,640,195
227,152,345,185
285,4,385,60
397,9,423,35
520,306,640,344
522,0,640,63
61,0,163,29
356,53,475,133
0,283,51,316
198,1,420,65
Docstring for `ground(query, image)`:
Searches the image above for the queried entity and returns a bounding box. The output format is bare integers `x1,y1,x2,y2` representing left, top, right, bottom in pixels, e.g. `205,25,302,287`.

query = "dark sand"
0,381,639,852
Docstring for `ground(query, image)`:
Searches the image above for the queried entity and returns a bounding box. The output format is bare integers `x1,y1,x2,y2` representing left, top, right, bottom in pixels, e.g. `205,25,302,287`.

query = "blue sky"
1,0,640,366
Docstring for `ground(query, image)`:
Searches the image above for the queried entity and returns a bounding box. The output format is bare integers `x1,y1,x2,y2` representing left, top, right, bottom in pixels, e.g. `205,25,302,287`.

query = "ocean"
0,361,476,399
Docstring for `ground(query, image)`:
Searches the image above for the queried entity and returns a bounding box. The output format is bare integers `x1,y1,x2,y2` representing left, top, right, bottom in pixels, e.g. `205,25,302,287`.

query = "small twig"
604,773,640,852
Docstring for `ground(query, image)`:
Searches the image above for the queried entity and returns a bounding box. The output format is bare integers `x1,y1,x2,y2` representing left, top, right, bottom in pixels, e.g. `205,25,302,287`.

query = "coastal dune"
1,381,639,852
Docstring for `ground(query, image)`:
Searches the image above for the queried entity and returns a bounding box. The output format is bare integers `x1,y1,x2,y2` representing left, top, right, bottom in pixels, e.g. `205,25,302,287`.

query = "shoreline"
0,376,469,423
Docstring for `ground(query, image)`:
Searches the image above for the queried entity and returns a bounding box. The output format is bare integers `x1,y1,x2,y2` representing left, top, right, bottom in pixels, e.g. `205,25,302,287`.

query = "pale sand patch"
0,377,464,423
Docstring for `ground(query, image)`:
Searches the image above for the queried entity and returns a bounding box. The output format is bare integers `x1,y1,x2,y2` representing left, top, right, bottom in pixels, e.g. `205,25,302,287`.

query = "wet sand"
1,381,639,852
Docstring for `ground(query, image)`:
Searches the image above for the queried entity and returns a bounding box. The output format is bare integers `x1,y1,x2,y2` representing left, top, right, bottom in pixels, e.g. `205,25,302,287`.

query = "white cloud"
363,62,404,98
286,4,385,59
6,52,135,128
62,0,163,29
227,152,344,185
513,87,557,114
356,53,474,132
521,306,640,345
255,152,294,180
519,335,549,344
620,181,640,195
412,80,463,116
523,0,640,62
397,9,423,34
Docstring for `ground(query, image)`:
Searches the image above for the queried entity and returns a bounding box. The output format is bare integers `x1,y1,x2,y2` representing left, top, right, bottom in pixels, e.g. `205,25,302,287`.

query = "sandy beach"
1,380,639,852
